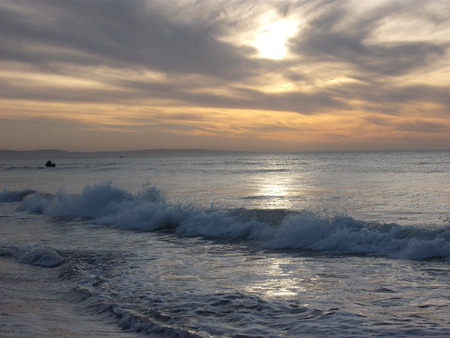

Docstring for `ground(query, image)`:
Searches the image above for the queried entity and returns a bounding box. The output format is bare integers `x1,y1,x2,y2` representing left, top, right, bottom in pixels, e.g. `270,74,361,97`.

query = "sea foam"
13,183,450,260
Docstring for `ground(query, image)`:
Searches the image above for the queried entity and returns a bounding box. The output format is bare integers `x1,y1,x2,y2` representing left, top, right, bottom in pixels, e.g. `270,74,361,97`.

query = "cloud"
397,120,448,133
288,0,449,77
1,0,449,151
366,116,449,134
2,0,449,106
0,0,258,80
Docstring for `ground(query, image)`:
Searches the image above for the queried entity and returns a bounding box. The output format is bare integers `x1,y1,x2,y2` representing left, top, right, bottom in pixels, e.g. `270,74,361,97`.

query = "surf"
3,183,449,261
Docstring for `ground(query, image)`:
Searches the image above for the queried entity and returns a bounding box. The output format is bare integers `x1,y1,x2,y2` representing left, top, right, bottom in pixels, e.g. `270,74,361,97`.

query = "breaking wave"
0,189,38,203
7,183,450,260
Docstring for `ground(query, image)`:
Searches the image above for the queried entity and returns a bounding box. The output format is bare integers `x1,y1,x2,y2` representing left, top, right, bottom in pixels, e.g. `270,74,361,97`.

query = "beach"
0,257,137,337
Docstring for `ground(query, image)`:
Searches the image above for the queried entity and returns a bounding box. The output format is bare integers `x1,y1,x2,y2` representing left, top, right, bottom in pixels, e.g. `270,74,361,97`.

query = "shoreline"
0,257,138,337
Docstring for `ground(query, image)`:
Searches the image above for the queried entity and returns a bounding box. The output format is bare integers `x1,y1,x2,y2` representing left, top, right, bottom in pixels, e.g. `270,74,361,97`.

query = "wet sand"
0,258,137,337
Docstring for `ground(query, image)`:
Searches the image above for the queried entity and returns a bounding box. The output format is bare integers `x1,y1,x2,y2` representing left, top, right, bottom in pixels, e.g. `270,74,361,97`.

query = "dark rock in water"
45,160,56,167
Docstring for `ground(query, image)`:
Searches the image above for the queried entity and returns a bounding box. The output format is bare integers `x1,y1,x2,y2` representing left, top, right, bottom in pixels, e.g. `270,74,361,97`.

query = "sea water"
1,151,449,336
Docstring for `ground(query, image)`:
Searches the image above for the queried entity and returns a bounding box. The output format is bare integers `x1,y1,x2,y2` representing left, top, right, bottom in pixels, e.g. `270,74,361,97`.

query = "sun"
252,18,298,60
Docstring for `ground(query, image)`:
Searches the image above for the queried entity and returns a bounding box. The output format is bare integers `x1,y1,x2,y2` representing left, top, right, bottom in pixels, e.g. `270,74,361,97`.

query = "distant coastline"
0,149,248,159
0,148,448,159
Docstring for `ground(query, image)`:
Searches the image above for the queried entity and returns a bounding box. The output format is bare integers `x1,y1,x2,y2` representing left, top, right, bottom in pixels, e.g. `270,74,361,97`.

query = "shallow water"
1,151,449,336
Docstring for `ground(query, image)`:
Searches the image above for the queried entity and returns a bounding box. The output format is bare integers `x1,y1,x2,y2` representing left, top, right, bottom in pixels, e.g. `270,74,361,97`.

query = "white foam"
16,183,450,260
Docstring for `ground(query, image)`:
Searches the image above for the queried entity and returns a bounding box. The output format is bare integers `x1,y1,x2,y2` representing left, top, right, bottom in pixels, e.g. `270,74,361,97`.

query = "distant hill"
0,149,245,159
0,149,73,159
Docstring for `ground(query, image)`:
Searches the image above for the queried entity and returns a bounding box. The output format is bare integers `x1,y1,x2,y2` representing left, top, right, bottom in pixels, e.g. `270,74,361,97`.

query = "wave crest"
0,189,37,203
14,183,450,260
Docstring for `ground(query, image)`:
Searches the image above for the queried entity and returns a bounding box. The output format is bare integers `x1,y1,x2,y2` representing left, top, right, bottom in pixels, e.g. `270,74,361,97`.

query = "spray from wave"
4,183,449,260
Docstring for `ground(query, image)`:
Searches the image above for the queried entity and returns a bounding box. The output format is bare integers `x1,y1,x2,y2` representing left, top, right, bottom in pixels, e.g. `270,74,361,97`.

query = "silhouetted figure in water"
45,160,56,167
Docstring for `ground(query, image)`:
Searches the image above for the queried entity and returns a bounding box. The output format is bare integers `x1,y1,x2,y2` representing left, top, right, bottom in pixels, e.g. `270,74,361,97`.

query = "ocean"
1,150,449,336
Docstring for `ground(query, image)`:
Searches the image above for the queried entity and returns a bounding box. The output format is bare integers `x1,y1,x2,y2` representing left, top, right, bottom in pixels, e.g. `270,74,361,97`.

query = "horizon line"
1,148,449,154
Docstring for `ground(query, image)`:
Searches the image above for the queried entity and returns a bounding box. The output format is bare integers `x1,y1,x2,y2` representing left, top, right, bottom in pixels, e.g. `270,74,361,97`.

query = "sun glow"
252,18,298,59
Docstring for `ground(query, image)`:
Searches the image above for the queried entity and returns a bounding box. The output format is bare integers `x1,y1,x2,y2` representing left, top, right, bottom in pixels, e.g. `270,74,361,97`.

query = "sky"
1,0,449,152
